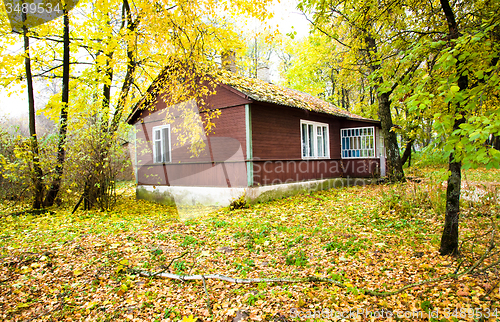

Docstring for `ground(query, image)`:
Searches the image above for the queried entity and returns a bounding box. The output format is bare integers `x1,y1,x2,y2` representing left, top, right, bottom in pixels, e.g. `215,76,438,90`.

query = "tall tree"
409,0,499,255
43,6,70,207
398,0,500,254
293,0,440,182
437,0,467,256
22,11,44,209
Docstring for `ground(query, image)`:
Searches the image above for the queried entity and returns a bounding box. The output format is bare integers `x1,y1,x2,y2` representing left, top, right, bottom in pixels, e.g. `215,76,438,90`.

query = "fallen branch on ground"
126,226,498,298
130,269,460,297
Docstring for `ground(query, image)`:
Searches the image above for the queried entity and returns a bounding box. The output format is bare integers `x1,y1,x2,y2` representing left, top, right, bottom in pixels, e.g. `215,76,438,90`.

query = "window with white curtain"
152,125,171,163
301,120,329,159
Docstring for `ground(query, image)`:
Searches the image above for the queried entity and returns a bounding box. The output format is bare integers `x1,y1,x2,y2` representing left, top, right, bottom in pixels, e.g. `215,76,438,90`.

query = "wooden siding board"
133,95,247,187
204,84,252,110
137,162,247,187
252,159,380,186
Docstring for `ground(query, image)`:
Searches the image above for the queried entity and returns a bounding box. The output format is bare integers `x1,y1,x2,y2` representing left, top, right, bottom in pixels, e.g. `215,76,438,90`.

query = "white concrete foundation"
136,177,376,208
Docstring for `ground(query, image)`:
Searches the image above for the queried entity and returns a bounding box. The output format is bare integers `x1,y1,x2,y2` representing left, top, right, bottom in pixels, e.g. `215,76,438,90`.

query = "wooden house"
127,67,386,206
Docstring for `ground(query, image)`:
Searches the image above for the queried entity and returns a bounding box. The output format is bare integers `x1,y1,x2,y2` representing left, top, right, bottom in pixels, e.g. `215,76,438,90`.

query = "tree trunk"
22,12,44,209
440,121,463,256
109,0,137,135
364,35,405,182
44,8,70,207
377,92,405,181
439,0,468,256
400,139,414,166
81,0,137,211
489,135,500,150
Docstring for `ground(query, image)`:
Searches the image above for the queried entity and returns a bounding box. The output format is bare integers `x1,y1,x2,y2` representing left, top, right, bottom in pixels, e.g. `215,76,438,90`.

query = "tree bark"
81,0,138,211
488,135,500,150
400,139,414,166
377,91,405,181
439,0,468,256
440,119,463,256
109,0,138,135
22,12,44,209
44,8,70,207
364,35,405,182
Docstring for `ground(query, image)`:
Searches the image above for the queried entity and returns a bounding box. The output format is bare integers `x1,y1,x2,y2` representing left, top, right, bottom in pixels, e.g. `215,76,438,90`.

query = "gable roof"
126,68,378,124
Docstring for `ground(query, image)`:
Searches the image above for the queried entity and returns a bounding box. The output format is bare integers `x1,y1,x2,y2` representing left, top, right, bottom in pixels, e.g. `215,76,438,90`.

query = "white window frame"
300,120,330,159
152,125,172,163
341,126,376,159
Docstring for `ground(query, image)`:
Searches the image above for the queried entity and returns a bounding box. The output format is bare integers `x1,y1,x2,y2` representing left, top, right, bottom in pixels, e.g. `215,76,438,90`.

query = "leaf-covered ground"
1,169,499,322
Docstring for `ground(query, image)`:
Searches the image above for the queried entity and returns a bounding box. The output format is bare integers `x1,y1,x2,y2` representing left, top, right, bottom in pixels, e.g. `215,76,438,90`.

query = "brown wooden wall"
135,104,247,163
133,85,249,187
136,162,247,187
253,159,380,186
204,84,251,110
250,102,378,161
249,103,381,185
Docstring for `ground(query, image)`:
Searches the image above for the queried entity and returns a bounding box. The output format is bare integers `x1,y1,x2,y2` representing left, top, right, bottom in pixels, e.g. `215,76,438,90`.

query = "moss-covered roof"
218,71,370,120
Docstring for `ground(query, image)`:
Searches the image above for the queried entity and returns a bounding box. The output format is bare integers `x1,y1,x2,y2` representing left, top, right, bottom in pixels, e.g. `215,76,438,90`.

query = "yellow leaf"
182,315,197,322
30,262,41,269
85,301,98,310
297,297,306,307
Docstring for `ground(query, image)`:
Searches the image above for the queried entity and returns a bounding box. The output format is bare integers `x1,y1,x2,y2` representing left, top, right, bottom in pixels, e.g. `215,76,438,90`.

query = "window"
301,120,329,158
341,126,375,158
152,125,171,163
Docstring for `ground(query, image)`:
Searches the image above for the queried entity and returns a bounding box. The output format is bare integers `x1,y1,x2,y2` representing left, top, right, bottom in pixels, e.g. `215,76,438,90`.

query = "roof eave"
346,116,381,124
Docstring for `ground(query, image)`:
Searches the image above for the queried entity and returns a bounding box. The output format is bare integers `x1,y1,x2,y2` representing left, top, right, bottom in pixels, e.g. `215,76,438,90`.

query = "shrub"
229,194,248,210
379,182,446,217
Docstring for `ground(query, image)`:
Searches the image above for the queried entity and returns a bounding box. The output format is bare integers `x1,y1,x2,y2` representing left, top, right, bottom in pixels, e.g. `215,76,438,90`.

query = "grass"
0,168,499,321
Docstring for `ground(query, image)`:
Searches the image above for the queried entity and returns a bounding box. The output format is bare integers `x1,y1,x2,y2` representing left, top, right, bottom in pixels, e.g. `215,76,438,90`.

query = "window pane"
155,141,161,163
308,124,314,157
162,128,170,162
317,135,323,157
301,124,307,157
323,127,328,156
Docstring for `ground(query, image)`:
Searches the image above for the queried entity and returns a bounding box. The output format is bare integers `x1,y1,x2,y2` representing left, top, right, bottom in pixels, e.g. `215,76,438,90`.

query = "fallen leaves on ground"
0,170,499,321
